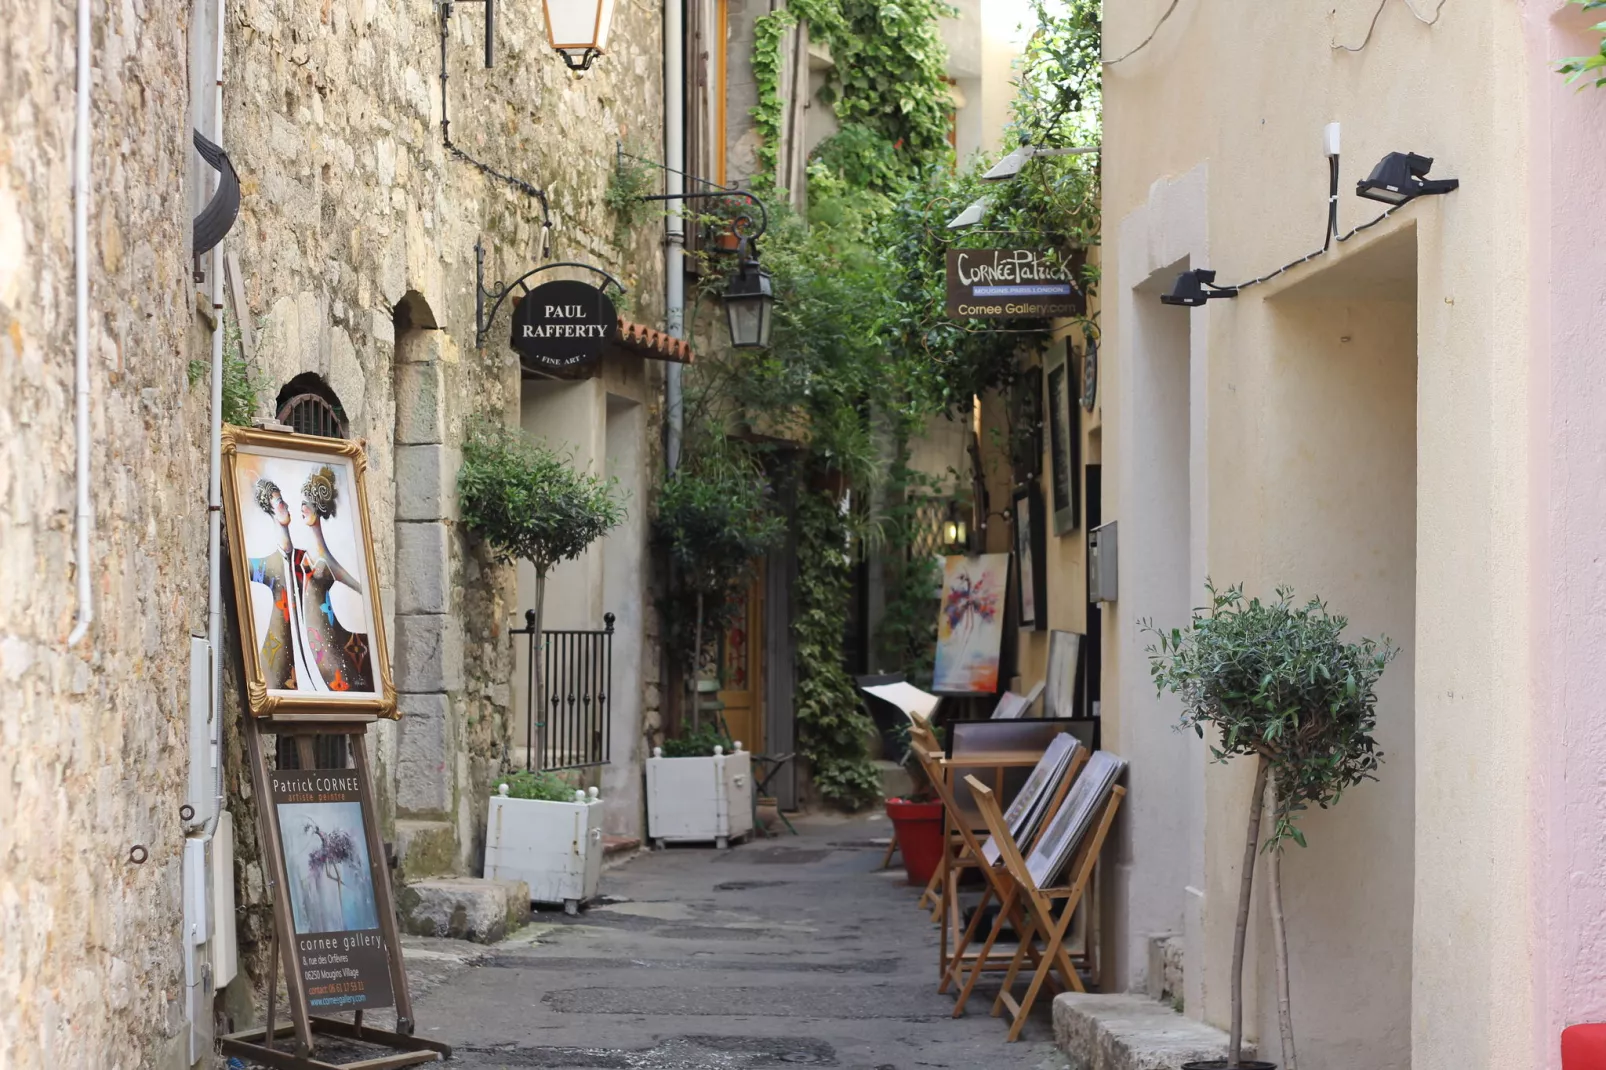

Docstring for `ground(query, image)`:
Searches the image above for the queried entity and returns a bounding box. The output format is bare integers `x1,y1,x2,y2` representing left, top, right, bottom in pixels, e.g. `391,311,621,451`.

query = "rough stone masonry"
2,0,670,1063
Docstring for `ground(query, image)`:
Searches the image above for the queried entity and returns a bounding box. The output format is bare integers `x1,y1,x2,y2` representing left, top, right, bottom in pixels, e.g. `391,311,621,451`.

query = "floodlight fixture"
1356,151,1459,206
1160,269,1238,307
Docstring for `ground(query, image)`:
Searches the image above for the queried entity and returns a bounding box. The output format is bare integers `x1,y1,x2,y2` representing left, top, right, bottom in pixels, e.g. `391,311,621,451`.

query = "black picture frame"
1010,370,1045,487
1013,485,1048,631
1044,340,1082,535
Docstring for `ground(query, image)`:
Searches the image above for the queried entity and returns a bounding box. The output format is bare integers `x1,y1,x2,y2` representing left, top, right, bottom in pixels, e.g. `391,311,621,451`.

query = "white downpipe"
664,0,684,474
67,0,93,647
207,0,227,819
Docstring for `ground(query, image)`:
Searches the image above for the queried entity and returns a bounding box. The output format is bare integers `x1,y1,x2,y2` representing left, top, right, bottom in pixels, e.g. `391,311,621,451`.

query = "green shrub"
660,724,735,758
496,770,578,802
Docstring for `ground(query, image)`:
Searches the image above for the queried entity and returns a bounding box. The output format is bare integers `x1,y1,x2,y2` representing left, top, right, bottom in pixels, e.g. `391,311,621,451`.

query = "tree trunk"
1267,770,1298,1070
1229,755,1271,1068
691,590,704,732
532,569,547,770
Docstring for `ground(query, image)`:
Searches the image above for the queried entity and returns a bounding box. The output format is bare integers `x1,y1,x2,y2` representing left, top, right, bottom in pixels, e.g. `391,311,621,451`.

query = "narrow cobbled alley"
400,816,1068,1070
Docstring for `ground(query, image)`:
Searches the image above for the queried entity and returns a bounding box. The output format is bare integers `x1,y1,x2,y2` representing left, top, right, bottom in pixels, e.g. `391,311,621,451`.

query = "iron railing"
512,610,615,771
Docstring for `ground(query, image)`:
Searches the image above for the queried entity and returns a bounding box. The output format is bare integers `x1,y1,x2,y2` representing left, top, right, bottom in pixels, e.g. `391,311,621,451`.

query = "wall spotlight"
1356,152,1459,206
1160,269,1238,307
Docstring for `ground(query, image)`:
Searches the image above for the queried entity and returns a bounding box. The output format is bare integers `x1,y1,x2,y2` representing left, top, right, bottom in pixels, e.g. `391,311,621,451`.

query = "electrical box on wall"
1089,521,1118,604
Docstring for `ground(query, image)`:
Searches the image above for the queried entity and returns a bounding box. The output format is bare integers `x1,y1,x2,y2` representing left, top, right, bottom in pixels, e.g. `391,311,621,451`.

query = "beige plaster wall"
1101,0,1533,1065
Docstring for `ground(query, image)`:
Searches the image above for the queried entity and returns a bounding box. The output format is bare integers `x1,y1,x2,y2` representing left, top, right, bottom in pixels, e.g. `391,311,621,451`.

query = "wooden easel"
967,774,1125,1042
218,718,452,1070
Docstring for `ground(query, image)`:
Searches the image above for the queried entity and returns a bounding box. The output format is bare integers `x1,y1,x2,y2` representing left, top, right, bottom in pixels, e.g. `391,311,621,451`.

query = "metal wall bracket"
475,241,628,350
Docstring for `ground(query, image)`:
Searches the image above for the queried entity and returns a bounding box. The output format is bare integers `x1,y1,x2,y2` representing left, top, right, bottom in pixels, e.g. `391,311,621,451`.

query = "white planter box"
485,787,606,914
646,745,754,848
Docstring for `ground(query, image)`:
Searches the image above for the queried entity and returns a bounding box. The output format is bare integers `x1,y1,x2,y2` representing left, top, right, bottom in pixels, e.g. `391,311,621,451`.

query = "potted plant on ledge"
1147,583,1396,1070
458,421,625,909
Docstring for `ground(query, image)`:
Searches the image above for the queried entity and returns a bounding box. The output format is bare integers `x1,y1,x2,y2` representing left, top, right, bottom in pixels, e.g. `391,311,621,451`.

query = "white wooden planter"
646,744,754,849
485,786,605,915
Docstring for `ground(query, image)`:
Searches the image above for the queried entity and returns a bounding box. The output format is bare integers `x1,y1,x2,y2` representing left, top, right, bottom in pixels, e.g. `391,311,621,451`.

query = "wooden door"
717,571,765,753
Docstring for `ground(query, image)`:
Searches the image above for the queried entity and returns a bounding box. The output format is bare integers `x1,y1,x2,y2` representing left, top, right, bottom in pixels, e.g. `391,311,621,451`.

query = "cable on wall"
1104,0,1182,65
439,0,554,258
1333,0,1449,52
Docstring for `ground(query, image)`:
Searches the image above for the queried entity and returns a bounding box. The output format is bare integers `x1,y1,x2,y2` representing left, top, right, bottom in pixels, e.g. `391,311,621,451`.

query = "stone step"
396,876,532,944
392,818,457,882
1054,993,1255,1070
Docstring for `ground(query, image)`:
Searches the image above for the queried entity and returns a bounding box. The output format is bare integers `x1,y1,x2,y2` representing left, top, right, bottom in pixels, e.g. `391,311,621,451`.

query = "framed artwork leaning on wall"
221,425,397,719
1043,338,1082,536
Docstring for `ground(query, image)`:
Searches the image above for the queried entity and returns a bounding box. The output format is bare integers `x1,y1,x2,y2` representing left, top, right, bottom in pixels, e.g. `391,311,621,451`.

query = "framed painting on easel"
221,425,398,720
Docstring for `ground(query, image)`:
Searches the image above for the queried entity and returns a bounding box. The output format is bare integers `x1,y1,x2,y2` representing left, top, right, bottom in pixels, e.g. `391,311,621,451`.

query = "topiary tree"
654,455,785,732
1146,582,1396,1070
458,420,626,764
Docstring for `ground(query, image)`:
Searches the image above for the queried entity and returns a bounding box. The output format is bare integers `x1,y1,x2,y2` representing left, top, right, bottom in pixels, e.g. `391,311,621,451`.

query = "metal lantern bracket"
475,241,628,350
639,188,770,248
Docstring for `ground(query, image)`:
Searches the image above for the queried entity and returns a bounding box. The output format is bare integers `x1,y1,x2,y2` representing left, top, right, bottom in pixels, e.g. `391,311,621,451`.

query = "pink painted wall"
1527,3,1606,1067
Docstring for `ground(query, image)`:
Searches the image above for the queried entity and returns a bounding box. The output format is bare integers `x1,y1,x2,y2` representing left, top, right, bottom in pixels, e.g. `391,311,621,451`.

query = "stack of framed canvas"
216,426,450,1070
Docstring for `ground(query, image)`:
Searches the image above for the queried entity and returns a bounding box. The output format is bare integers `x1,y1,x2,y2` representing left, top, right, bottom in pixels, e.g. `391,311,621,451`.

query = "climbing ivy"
750,10,798,184
793,481,883,808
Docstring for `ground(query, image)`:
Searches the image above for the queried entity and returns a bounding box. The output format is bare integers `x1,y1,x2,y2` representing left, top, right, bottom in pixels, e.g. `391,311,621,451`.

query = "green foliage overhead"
496,770,578,802
605,147,659,233
750,9,799,183
655,456,786,599
1145,582,1398,850
457,421,626,574
1558,0,1606,87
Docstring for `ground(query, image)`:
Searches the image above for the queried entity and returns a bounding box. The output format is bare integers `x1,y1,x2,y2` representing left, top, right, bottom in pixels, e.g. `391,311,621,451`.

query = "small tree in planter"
653,455,784,732
458,420,625,761
1146,583,1396,1070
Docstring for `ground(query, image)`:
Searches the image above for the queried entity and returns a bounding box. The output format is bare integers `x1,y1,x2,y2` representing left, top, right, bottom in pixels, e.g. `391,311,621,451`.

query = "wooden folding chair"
922,739,1086,1010
965,772,1125,1042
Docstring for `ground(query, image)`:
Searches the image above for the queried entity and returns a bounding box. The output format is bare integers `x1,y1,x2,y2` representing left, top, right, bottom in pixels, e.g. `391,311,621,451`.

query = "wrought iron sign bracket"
475,241,628,350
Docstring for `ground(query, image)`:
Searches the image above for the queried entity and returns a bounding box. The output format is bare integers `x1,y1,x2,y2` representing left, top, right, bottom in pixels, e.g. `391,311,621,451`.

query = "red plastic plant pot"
885,797,945,886
1563,1024,1606,1070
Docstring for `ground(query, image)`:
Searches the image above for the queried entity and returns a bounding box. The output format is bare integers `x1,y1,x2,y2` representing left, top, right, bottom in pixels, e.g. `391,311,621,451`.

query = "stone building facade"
2,0,673,1063
1,0,208,1065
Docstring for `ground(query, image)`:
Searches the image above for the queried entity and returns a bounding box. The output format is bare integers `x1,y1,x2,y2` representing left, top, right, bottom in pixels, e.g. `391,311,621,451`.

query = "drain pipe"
67,0,93,648
664,0,684,474
206,0,228,824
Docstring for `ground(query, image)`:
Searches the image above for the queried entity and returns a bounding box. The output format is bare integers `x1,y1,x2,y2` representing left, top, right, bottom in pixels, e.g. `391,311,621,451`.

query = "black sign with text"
945,249,1085,319
510,280,618,371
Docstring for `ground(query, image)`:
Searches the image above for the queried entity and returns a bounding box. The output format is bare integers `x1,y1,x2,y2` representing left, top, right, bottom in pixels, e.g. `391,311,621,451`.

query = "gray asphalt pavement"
410,813,1069,1070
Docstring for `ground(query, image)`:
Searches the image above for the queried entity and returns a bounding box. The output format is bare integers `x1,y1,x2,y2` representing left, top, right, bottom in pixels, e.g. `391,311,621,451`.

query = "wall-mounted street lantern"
723,257,774,349
640,186,776,350
544,0,615,71
1356,151,1459,206
941,501,969,550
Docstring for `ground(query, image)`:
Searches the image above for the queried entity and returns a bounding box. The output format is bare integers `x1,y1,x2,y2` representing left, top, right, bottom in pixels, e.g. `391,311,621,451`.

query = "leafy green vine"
750,9,799,184
793,481,882,808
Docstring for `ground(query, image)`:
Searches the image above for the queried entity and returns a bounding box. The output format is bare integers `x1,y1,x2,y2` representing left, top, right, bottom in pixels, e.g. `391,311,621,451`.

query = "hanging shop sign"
510,280,618,371
945,249,1085,320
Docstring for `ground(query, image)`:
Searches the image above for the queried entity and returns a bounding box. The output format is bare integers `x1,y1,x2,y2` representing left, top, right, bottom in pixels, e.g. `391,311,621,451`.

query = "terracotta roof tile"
615,317,695,364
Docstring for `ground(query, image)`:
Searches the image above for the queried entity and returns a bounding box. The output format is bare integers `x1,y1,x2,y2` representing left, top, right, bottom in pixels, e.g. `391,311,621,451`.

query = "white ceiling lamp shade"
947,197,990,229
982,146,1030,182
982,144,1100,182
544,0,615,71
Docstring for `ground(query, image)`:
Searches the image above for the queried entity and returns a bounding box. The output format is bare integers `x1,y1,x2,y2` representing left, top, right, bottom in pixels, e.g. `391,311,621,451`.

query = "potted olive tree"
1147,583,1395,1070
458,421,625,904
647,457,783,847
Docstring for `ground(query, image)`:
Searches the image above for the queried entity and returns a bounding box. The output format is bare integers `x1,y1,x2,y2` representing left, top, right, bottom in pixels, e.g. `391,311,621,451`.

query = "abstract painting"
933,553,1009,695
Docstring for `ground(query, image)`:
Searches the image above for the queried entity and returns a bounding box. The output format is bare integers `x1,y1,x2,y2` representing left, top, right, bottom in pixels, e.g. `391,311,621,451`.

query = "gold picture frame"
222,425,398,719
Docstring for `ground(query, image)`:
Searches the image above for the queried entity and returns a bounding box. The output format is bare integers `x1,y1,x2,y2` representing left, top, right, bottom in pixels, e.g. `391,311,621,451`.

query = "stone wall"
217,0,668,1005
0,0,207,1065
